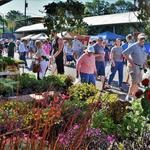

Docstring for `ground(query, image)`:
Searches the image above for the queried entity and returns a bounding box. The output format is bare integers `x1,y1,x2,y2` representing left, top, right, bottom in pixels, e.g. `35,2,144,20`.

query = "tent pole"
113,25,116,34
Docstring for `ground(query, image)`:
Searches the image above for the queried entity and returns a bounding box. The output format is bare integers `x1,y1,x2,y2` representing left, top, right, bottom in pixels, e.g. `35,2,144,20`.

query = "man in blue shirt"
122,33,147,101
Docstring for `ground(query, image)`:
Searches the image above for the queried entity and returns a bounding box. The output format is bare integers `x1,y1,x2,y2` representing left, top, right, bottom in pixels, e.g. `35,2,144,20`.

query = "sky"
0,0,132,17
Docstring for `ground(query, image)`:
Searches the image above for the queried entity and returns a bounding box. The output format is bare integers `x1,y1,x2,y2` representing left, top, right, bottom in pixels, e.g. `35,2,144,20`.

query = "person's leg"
55,56,64,74
108,63,117,85
125,74,130,83
126,66,140,100
23,52,28,67
89,74,96,85
39,60,49,79
118,62,123,87
80,73,89,84
99,61,106,89
95,61,100,78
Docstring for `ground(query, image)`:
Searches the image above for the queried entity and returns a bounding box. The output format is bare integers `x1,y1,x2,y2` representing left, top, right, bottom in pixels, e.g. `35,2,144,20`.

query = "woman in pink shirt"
43,40,51,56
76,45,97,85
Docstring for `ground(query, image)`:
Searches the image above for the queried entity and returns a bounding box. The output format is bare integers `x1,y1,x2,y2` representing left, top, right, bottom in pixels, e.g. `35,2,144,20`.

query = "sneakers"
119,87,124,91
125,95,135,101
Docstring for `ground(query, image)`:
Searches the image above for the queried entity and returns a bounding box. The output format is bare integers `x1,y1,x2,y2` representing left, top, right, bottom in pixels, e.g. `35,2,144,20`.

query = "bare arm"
53,38,64,58
123,54,135,67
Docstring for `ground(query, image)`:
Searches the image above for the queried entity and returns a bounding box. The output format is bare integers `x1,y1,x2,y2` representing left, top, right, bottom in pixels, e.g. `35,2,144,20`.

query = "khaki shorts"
128,65,142,84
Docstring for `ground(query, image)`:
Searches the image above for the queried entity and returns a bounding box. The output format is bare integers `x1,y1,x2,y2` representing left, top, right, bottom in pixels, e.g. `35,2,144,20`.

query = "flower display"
141,78,149,87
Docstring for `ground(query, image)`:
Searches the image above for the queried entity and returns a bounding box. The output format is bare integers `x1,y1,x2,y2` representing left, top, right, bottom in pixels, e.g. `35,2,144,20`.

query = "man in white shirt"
19,39,28,67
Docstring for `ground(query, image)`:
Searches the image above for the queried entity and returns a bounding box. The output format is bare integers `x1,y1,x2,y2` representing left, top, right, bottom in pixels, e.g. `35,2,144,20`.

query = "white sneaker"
125,95,133,101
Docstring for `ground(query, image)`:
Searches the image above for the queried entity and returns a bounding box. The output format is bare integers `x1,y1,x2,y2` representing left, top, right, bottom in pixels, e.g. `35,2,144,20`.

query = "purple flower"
107,135,115,144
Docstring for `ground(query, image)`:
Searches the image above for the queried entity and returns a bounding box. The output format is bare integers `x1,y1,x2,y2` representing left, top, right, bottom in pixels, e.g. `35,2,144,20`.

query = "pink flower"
107,135,115,144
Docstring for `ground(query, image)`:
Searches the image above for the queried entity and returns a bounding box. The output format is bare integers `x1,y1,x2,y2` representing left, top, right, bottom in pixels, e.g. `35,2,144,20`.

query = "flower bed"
0,73,74,97
0,79,149,149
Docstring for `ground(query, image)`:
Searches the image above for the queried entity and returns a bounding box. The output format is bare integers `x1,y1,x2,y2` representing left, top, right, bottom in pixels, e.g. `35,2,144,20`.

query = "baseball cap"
137,33,147,39
87,45,95,53
97,37,103,41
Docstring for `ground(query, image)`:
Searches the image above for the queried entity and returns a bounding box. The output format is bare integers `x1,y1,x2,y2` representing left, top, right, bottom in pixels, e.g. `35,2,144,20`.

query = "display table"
0,71,20,77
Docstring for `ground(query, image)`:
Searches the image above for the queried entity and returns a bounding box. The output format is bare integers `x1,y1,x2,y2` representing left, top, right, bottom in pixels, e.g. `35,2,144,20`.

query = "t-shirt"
104,46,110,61
72,39,83,51
94,43,105,62
19,42,28,52
36,48,46,57
122,42,147,65
111,46,123,62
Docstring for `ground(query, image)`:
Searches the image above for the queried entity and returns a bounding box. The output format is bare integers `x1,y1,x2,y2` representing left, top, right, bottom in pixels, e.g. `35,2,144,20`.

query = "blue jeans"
80,73,96,85
108,61,123,87
19,52,27,67
96,61,105,76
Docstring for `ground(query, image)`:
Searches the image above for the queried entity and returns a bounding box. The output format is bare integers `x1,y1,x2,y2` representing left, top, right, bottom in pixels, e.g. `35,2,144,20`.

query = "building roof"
0,0,12,6
15,23,47,33
83,11,140,26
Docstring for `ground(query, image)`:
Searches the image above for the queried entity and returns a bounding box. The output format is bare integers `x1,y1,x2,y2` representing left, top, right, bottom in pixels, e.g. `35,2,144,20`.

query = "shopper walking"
8,39,16,58
18,39,28,67
123,33,147,101
76,45,97,85
35,40,49,80
94,37,106,89
108,38,124,91
51,30,64,74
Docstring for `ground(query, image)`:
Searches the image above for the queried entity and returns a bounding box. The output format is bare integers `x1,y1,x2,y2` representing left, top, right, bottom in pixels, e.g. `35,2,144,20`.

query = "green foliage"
84,0,111,16
0,101,33,125
0,78,17,96
92,109,117,134
136,0,150,37
18,73,37,90
5,10,26,29
18,73,74,94
92,99,149,139
44,0,87,34
69,83,98,101
85,0,135,17
120,100,147,138
107,101,131,123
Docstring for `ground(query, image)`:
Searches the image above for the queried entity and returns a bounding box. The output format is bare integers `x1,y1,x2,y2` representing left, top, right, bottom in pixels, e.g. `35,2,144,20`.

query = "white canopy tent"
15,23,47,33
30,33,48,40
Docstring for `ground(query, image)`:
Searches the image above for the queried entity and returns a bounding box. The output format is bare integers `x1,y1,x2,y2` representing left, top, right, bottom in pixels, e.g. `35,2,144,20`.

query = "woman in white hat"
76,45,97,85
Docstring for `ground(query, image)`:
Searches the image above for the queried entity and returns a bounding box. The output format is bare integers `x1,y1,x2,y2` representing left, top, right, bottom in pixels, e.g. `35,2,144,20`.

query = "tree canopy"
85,0,135,16
44,0,88,34
135,0,150,36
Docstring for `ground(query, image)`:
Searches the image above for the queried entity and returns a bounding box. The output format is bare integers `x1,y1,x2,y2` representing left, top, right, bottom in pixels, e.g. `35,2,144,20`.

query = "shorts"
128,65,142,84
96,61,105,76
80,72,96,85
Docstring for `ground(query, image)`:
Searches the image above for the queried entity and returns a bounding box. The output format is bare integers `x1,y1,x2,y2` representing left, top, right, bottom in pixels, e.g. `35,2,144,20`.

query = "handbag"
32,60,41,73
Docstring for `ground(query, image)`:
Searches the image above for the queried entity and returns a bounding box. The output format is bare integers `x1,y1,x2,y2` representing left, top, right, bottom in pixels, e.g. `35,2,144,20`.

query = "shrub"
69,83,98,101
92,109,117,135
0,78,17,96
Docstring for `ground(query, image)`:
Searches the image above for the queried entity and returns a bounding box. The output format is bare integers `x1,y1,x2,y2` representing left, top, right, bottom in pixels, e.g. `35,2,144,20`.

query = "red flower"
145,90,150,101
141,78,149,87
135,89,144,98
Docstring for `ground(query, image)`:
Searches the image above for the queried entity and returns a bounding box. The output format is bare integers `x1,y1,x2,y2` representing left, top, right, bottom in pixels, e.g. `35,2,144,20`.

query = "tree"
135,0,150,37
5,10,27,30
84,0,111,16
44,0,88,34
110,0,135,13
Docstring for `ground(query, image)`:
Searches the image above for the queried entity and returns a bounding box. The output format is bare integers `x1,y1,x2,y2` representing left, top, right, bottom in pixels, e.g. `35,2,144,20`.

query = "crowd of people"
76,33,148,101
0,31,148,101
